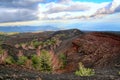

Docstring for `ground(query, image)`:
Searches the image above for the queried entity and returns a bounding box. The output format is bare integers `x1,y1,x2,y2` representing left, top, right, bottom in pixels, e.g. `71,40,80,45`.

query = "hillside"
0,29,120,80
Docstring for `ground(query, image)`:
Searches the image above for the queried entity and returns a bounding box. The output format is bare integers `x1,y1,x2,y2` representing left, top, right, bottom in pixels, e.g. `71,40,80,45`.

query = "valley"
0,29,120,80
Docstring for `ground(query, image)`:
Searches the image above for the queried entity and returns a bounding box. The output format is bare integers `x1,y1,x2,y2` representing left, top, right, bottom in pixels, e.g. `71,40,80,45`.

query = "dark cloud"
0,0,44,23
0,0,44,9
0,8,37,23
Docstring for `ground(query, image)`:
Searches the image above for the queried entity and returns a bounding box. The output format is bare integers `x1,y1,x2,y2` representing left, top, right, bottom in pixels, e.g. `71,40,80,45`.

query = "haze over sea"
0,21,120,32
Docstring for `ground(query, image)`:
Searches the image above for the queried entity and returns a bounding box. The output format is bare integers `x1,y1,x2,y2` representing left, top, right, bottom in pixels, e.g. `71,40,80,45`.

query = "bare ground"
0,64,120,80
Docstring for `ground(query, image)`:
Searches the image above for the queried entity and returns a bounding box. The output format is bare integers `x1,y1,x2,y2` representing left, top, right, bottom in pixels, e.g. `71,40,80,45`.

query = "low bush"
17,56,28,65
75,62,95,76
31,54,41,69
59,53,67,69
39,50,52,72
31,50,52,72
0,46,4,55
5,56,15,64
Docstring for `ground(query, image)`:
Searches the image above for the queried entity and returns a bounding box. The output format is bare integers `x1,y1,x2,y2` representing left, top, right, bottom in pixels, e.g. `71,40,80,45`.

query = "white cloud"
37,1,109,20
93,0,120,16
45,2,90,13
58,0,71,3
0,0,117,23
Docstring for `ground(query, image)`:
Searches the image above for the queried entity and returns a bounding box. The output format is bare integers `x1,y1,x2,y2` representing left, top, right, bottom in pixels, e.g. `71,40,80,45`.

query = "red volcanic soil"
0,30,120,80
63,32,120,72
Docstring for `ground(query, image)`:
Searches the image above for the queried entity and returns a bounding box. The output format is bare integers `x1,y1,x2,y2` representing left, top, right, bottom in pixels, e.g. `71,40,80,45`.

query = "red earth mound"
62,32,120,73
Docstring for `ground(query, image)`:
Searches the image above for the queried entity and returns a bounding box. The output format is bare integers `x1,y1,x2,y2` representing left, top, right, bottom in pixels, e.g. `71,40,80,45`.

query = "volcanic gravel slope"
0,29,120,80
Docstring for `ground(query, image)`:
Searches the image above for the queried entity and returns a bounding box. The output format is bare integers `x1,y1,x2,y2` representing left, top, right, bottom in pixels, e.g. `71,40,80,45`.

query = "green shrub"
31,40,44,48
45,39,56,46
5,56,15,64
75,62,95,76
17,56,28,65
31,54,41,69
119,71,120,75
0,46,4,54
33,41,40,48
39,50,52,72
59,53,67,69
32,50,52,72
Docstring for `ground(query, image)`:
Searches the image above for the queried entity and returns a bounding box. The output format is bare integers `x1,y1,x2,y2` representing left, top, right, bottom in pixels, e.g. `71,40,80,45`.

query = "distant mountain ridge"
0,26,60,32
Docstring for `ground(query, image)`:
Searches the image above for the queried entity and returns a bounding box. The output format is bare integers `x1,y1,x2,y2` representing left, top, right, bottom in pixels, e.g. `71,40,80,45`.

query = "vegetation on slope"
32,50,52,72
59,53,67,69
0,29,120,80
75,62,95,76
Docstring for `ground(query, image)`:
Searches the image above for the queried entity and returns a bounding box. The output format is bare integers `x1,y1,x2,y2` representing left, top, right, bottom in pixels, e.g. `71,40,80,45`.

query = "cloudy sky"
0,0,120,31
